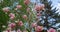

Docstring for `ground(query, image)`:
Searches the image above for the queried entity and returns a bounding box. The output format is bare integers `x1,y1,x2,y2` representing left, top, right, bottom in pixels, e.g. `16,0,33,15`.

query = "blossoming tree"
0,0,60,32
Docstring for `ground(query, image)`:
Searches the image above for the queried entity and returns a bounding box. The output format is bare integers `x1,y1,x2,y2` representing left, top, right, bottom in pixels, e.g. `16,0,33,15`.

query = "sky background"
31,0,59,6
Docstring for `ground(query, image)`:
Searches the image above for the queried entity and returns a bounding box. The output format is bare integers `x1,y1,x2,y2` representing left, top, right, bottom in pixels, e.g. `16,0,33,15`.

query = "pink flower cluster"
35,4,45,11
2,7,10,12
8,21,24,28
47,28,56,32
8,23,16,28
16,5,22,9
9,13,15,20
18,21,24,26
24,0,30,5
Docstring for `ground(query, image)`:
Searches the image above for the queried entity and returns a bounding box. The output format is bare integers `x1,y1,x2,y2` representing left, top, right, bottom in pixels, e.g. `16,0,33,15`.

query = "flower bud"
35,26,43,32
16,5,22,9
22,15,27,19
8,23,16,28
9,13,15,20
18,21,24,26
24,0,30,5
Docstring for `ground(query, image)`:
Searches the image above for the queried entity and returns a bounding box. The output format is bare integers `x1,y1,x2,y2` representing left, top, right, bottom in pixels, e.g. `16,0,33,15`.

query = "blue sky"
51,0,59,6
30,0,60,28
31,0,59,5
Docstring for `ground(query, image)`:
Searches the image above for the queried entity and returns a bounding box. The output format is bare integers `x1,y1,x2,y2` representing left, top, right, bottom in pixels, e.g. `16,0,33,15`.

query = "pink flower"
31,23,37,27
10,17,15,20
8,23,16,28
2,7,10,12
9,13,15,17
47,28,56,32
18,21,24,26
35,5,41,11
16,5,22,9
35,26,43,32
35,4,45,11
9,13,15,20
24,0,30,5
22,15,27,19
